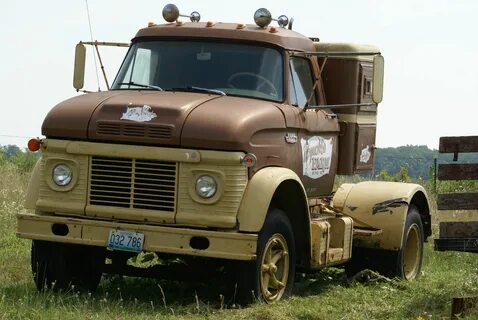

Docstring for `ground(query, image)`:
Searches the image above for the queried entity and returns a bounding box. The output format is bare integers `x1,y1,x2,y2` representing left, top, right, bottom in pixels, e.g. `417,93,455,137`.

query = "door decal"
301,136,333,179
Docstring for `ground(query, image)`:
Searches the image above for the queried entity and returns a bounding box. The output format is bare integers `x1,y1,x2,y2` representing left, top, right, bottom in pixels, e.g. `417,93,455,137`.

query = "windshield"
111,40,284,102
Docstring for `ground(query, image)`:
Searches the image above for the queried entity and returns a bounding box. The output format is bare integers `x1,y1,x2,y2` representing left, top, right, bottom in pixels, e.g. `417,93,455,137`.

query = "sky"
0,0,477,149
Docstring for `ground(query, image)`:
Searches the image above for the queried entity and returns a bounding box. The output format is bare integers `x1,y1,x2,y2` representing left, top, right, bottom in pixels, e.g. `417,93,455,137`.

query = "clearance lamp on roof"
254,8,292,29
162,4,201,23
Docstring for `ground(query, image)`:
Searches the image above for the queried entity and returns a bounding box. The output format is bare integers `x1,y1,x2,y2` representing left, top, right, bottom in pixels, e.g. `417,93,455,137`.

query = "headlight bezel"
45,158,79,192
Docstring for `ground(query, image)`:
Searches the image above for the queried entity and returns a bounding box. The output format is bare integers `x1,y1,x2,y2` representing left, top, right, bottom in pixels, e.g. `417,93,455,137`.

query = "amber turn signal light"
27,138,41,152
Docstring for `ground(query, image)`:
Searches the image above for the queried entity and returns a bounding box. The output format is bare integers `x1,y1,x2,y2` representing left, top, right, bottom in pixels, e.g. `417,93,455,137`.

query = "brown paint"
42,21,381,202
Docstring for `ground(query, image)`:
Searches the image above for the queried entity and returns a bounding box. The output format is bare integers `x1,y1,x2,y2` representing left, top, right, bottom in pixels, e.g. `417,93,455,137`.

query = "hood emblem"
121,104,157,122
285,132,297,144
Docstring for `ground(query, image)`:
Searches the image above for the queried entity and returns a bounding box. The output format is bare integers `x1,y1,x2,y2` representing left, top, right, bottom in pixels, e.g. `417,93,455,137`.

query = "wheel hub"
260,233,289,303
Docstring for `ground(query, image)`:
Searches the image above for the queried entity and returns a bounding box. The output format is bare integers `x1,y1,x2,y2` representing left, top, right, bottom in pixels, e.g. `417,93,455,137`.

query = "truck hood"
42,91,220,145
42,91,285,151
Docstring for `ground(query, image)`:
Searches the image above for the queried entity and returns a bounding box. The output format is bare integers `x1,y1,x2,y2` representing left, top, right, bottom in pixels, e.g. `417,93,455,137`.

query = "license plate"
107,229,144,252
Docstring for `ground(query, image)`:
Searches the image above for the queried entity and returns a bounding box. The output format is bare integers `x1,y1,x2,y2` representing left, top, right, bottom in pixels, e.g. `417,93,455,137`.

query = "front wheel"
236,208,295,303
31,241,105,292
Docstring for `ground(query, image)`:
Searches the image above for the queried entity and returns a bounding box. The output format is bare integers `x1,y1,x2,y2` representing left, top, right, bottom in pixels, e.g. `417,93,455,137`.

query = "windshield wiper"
116,81,163,91
167,86,226,96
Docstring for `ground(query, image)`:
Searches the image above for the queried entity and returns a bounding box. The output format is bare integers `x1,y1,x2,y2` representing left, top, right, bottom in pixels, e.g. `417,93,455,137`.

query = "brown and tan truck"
17,5,431,303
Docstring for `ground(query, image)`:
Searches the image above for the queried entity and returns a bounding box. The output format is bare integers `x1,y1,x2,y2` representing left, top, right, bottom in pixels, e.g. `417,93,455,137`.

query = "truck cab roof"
134,22,316,52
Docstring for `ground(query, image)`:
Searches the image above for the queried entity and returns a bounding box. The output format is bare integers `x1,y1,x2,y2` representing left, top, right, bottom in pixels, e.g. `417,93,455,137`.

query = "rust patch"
372,198,408,215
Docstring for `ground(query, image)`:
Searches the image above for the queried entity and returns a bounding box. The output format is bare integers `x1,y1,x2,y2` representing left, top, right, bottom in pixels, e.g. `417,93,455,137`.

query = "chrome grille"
89,156,176,212
97,121,173,139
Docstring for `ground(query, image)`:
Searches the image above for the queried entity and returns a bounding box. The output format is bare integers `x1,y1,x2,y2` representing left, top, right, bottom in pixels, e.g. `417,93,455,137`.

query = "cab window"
289,57,317,107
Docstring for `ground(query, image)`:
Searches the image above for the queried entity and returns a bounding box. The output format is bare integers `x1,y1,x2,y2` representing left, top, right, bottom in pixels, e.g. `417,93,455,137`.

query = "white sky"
1,0,477,149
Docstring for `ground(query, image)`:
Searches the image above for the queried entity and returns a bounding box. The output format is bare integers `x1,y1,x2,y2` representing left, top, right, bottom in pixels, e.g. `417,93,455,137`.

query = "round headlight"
52,164,72,186
195,175,217,199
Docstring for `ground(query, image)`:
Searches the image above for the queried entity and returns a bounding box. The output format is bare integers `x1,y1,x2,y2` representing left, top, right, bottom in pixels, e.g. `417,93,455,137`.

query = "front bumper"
17,212,257,261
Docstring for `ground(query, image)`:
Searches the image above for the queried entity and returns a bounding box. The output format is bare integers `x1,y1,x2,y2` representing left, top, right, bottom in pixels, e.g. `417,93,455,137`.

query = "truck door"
278,56,339,197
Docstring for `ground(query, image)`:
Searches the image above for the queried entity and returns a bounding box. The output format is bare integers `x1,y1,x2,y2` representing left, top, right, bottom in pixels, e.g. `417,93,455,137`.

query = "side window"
289,57,317,107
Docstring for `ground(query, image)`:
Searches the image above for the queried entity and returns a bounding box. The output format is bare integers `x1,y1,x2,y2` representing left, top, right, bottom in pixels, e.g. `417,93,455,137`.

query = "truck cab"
17,5,431,303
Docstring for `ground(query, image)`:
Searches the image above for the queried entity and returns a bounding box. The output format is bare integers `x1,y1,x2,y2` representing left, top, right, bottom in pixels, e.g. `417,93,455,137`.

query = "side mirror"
372,54,384,103
73,43,86,90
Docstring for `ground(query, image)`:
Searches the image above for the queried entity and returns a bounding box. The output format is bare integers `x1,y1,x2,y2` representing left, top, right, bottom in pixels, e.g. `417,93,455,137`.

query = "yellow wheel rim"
260,233,289,303
403,224,421,280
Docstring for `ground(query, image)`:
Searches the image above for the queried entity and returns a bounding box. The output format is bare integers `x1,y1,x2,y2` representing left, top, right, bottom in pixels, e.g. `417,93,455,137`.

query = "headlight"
52,164,72,186
195,175,217,199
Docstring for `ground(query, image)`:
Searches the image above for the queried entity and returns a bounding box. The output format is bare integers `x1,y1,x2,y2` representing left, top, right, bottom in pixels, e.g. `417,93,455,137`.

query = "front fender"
237,167,307,232
333,181,430,251
25,158,42,209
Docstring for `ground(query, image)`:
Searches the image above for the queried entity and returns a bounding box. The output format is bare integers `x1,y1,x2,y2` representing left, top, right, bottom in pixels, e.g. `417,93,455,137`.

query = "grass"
1,165,477,319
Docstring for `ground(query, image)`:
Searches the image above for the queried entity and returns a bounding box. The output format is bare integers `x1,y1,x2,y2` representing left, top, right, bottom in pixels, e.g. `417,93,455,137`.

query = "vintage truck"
17,5,431,303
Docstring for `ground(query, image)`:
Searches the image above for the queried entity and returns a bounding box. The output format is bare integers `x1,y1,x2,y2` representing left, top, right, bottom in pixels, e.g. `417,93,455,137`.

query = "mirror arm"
304,56,328,111
94,44,109,90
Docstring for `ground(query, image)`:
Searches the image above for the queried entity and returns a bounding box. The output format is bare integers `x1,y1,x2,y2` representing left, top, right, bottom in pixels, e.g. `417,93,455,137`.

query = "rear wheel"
236,209,295,303
31,241,105,292
345,205,424,280
392,206,424,279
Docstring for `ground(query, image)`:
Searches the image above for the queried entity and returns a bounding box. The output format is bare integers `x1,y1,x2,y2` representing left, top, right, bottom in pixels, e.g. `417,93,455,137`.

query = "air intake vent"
89,156,177,212
97,122,173,140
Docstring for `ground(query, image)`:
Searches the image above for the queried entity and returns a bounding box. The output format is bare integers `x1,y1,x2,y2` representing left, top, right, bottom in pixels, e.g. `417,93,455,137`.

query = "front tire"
31,241,105,292
236,208,295,303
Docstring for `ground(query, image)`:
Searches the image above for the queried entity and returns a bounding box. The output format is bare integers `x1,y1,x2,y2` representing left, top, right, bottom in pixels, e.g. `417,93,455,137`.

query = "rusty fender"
333,181,430,251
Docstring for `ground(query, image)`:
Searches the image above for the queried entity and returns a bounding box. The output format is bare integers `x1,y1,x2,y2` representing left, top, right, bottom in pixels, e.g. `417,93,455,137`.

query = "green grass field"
1,164,477,320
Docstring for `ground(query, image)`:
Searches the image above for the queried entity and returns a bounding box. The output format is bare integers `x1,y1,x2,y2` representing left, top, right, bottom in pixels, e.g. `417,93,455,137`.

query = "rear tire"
390,205,424,279
31,241,105,292
345,205,424,280
236,208,295,303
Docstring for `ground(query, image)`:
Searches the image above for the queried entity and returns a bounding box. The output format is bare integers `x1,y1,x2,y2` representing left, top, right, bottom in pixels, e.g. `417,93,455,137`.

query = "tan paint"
17,212,257,261
336,112,377,125
333,181,430,250
176,162,248,228
310,217,353,269
35,145,89,215
237,167,309,232
314,43,380,61
25,159,42,209
33,139,247,227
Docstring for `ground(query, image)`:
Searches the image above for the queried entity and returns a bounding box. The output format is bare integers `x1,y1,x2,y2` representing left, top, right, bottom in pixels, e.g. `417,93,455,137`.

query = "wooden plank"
439,221,478,238
451,297,478,319
438,163,478,180
439,136,478,153
434,238,478,253
437,193,478,210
